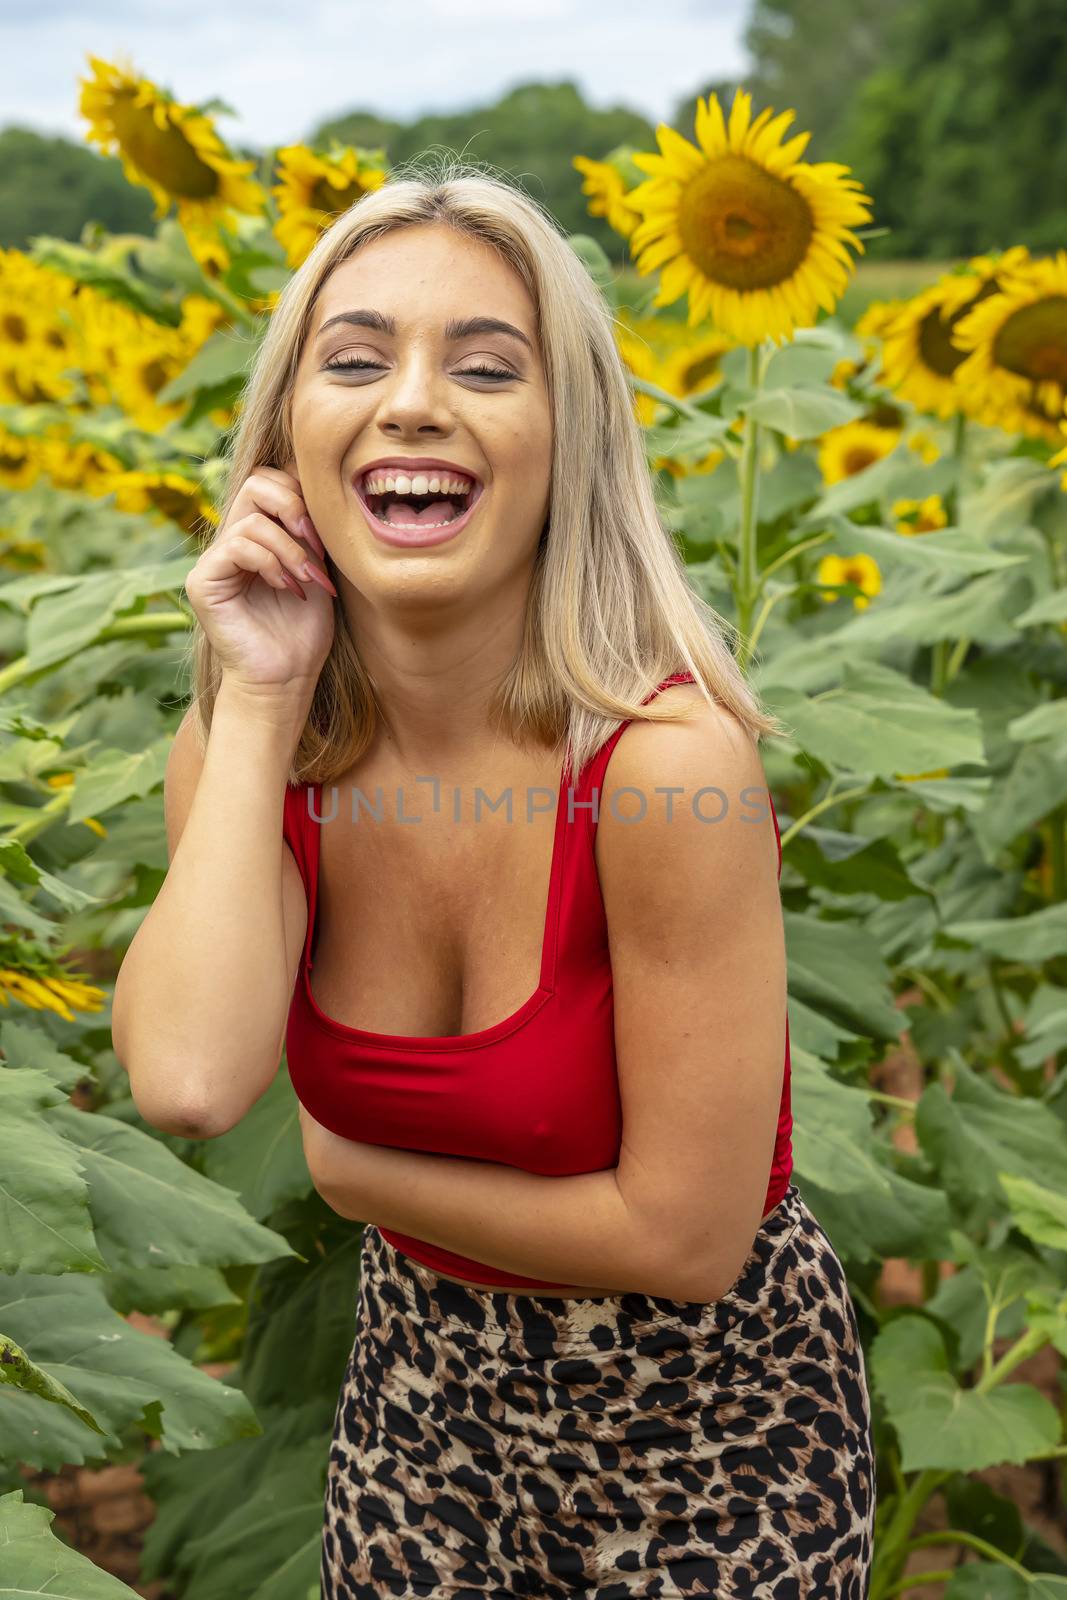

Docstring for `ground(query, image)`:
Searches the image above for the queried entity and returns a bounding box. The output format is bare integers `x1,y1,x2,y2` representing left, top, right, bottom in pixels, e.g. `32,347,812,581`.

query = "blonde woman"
113,158,875,1597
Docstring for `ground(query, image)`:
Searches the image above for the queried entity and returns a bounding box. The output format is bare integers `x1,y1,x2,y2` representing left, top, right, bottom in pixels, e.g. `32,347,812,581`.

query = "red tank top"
282,671,793,1289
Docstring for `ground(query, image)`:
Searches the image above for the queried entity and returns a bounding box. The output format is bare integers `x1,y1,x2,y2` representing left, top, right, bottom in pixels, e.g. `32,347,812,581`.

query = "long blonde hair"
186,152,786,784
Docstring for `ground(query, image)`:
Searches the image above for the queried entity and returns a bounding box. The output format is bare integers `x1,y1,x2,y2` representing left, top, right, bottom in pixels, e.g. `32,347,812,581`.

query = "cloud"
0,0,751,147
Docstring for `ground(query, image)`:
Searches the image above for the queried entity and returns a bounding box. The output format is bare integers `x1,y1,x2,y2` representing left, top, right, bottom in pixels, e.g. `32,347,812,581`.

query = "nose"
376,349,453,440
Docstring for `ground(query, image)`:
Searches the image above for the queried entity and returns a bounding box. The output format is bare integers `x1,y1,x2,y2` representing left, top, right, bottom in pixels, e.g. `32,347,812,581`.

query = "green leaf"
1008,701,1067,743
0,1020,94,1093
765,661,985,780
0,1273,262,1468
28,236,181,325
102,1261,241,1317
798,1153,955,1267
828,568,1031,648
156,327,259,406
179,1448,325,1600
0,1066,107,1275
784,823,934,902
742,383,863,439
943,901,1067,962
972,736,1067,851
140,1398,328,1583
997,1173,1067,1253
961,456,1056,539
0,1333,106,1434
823,513,1029,575
915,1059,1067,1209
789,1049,887,1197
783,911,904,1041
644,412,733,461
762,333,855,390
1015,586,1067,626
200,1069,314,1221
63,738,172,822
46,1103,302,1272
0,1490,142,1597
871,1314,1060,1472
23,556,194,672
800,443,949,520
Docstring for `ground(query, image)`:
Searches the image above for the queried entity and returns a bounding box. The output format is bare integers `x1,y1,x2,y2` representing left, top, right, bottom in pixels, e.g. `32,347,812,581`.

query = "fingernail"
298,515,326,557
304,563,338,598
281,570,307,600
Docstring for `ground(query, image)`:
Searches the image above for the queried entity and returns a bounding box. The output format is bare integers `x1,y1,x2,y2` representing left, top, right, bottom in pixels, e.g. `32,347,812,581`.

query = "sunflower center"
917,308,966,377
676,153,814,291
140,358,171,395
3,313,27,343
918,279,1000,376
682,352,724,391
992,297,1067,383
844,447,879,475
309,177,366,215
110,90,220,199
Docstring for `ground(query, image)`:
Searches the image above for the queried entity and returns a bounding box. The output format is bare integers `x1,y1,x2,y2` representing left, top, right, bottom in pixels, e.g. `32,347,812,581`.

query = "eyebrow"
314,309,534,354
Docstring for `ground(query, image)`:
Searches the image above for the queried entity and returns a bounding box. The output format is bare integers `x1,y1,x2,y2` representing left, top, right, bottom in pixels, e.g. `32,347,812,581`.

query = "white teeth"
362,469,475,497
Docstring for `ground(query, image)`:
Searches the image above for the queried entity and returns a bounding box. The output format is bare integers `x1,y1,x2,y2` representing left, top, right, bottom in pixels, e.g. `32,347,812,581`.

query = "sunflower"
953,250,1067,439
659,330,735,399
625,88,872,345
614,320,665,428
75,288,198,430
572,150,645,239
0,966,106,1022
179,213,235,282
892,494,948,534
830,298,904,390
817,419,901,484
104,468,219,535
877,246,1031,419
907,428,941,464
0,424,41,491
79,55,265,228
816,552,881,610
0,535,48,572
0,248,83,406
37,433,127,496
272,144,388,269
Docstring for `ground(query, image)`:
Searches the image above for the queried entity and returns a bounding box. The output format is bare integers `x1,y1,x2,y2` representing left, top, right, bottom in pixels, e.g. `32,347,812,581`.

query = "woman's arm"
300,692,788,1302
112,681,310,1138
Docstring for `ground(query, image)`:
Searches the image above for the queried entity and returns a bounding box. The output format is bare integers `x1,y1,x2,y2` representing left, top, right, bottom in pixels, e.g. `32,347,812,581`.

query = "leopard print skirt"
321,1183,875,1597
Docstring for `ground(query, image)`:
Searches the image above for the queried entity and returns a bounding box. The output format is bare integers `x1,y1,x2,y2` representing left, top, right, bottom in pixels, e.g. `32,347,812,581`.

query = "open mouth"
357,471,482,532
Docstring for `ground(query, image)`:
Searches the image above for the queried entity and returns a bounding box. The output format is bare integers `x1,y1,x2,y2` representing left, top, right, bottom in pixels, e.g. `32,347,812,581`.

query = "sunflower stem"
946,411,968,524
736,341,765,666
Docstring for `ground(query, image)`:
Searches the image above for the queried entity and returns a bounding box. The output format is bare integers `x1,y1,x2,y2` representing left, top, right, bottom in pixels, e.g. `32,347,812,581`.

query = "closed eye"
324,356,517,381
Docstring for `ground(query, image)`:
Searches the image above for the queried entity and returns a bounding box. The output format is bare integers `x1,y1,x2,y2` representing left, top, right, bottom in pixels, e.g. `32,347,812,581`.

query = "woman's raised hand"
184,464,337,698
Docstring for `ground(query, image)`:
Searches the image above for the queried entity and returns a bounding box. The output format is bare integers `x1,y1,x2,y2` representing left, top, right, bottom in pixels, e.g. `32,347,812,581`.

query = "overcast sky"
1,0,751,149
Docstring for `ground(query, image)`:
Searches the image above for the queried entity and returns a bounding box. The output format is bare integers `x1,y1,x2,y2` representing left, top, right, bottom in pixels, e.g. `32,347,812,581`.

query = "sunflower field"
2,55,1067,1600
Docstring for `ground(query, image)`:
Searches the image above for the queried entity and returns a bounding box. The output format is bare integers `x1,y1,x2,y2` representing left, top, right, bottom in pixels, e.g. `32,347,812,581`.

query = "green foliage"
0,127,155,252
834,0,1067,257
0,101,1065,1600
745,0,1067,259
744,0,902,159
315,79,656,263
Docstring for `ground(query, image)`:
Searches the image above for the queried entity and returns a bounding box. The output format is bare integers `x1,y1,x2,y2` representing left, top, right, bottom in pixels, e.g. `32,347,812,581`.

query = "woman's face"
288,222,553,608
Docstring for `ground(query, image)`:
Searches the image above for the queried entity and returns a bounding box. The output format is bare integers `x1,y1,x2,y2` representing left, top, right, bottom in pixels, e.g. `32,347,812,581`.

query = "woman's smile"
355,472,487,548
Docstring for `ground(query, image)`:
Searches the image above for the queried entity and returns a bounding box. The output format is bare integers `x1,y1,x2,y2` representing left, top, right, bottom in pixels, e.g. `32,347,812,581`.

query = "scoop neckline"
300,750,571,1053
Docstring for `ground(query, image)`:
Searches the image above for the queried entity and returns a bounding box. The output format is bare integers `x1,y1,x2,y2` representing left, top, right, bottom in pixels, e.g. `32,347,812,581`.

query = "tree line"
1,0,1062,261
